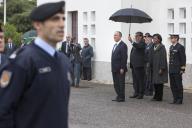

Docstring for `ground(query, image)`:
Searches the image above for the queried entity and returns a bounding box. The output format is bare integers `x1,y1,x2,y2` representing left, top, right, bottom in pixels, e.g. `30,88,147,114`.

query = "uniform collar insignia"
38,67,52,74
173,50,178,52
9,52,17,59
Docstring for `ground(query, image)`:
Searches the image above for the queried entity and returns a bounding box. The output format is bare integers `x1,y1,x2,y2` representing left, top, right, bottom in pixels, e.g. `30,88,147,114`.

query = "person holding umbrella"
128,32,146,99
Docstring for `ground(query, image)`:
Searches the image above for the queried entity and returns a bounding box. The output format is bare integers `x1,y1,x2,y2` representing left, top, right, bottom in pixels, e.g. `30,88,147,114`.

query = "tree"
0,0,36,33
9,11,32,32
3,23,22,46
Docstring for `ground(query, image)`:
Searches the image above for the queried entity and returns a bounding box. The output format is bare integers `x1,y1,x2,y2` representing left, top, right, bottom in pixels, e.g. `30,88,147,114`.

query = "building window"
90,24,96,35
82,11,96,49
168,9,174,19
168,23,174,33
83,12,88,23
91,11,96,22
179,23,186,34
179,8,186,19
83,25,88,35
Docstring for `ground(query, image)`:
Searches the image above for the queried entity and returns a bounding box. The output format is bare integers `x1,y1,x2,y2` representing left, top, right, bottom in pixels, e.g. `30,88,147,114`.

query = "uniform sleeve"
179,46,186,70
0,64,28,128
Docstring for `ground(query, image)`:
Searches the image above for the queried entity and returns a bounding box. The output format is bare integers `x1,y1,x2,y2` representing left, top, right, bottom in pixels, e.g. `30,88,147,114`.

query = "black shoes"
112,99,118,101
129,95,143,99
170,100,177,104
129,95,138,98
112,97,125,102
117,99,125,102
137,95,144,99
170,99,183,105
151,98,162,102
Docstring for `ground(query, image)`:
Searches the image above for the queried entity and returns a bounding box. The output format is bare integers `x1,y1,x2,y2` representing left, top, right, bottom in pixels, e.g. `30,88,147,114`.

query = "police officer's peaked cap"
30,1,65,21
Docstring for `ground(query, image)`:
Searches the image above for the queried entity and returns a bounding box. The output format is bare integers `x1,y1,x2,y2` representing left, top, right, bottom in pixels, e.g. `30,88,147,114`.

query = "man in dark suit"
111,31,128,102
144,33,154,96
5,37,17,56
81,38,94,81
169,33,186,104
61,35,72,58
128,32,146,99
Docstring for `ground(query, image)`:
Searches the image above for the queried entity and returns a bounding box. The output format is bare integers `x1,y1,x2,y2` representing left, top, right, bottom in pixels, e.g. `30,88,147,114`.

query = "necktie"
113,44,117,52
66,43,68,53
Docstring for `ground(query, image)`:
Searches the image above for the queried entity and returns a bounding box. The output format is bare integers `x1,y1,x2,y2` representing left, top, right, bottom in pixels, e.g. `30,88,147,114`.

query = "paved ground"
69,81,192,128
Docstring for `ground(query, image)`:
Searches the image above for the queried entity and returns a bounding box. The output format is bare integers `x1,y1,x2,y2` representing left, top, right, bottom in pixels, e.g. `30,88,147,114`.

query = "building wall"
121,0,192,88
38,0,123,84
37,0,192,88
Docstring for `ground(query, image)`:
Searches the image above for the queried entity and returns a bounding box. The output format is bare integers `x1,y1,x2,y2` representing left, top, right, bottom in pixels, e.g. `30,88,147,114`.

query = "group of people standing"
111,31,186,105
61,35,94,87
0,28,17,67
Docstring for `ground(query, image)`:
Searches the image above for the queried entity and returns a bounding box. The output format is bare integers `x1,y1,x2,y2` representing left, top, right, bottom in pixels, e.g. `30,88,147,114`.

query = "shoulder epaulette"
9,47,25,60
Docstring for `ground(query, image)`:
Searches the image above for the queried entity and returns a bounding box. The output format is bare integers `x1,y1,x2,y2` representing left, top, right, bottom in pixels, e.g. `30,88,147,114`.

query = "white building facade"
37,0,192,89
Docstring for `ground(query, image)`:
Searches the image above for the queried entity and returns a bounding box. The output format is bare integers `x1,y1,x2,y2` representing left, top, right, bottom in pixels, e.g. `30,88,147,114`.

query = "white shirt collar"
34,37,56,57
172,42,178,46
115,40,121,45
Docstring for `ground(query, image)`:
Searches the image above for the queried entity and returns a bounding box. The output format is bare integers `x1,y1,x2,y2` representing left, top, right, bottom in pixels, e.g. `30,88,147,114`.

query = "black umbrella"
109,8,153,35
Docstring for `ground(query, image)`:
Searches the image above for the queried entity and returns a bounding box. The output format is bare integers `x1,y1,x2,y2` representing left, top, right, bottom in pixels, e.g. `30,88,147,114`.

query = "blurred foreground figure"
0,1,71,128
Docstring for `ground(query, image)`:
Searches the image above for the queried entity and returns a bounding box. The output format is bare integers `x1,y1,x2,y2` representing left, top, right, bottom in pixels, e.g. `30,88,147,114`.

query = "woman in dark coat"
150,34,168,101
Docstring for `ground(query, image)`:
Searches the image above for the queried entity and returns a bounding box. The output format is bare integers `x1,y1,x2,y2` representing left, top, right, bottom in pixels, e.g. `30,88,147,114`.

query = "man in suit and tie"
61,34,72,58
128,32,146,99
5,37,17,56
111,31,128,102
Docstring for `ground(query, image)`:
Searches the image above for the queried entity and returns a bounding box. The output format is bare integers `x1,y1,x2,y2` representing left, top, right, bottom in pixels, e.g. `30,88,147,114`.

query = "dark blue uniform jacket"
0,42,71,128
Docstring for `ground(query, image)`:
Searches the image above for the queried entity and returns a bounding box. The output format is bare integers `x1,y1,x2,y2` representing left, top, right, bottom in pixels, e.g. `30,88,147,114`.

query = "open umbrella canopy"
109,8,152,23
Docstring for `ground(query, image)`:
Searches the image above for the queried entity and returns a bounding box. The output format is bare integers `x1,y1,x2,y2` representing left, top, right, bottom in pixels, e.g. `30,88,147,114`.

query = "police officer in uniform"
169,33,186,104
0,1,71,128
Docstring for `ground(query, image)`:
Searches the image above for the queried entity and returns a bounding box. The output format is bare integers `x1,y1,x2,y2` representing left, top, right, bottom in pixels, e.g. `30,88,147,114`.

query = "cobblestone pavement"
69,81,192,128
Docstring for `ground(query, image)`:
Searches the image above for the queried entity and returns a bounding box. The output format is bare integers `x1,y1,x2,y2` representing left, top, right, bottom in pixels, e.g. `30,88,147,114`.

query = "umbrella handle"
129,4,133,36
129,23,131,36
